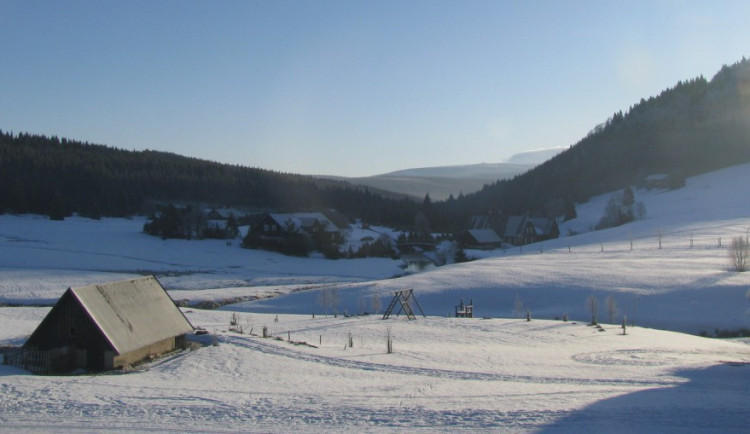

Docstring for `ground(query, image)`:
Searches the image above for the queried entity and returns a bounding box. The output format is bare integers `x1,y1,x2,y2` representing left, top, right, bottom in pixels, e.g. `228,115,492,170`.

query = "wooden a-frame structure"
382,289,426,320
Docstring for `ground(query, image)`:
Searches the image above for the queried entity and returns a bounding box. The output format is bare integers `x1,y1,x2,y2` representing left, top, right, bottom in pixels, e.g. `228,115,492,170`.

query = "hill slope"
1,162,749,334
455,58,750,216
217,162,750,334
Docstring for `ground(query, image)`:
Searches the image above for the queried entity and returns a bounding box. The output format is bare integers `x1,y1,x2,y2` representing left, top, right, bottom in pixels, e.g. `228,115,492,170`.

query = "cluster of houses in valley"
245,211,347,244
201,207,560,253
458,214,560,250
148,205,559,256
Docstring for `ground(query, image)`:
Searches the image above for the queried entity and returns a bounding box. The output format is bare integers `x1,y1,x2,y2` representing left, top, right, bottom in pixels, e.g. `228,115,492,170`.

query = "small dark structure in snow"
6,276,193,374
455,299,473,318
382,289,426,320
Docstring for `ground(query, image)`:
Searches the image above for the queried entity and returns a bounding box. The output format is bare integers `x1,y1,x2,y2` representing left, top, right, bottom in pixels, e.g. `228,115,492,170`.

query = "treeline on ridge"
2,58,750,234
447,58,750,224
0,132,421,227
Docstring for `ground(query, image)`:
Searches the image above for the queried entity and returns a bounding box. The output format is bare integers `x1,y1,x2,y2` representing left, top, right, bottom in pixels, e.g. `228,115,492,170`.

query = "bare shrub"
730,236,750,272
605,295,618,324
513,294,524,319
586,295,599,325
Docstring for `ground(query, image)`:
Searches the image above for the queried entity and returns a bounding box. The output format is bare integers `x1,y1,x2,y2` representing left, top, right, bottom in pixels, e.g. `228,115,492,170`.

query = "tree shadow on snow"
538,362,750,433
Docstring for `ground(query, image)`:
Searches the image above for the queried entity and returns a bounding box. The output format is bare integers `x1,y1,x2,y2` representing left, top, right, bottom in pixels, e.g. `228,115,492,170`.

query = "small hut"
455,299,473,318
11,276,193,373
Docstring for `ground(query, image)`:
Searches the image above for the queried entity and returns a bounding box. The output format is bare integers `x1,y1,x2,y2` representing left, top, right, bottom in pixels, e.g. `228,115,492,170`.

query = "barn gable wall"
26,290,109,350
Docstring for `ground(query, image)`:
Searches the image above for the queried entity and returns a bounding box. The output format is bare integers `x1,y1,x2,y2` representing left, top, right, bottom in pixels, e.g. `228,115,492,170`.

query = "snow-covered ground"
1,308,749,432
0,214,404,306
1,162,750,431
230,164,750,335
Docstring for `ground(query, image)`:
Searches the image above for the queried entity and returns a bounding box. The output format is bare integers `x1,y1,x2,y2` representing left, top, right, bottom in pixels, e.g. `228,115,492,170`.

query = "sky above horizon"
2,1,750,177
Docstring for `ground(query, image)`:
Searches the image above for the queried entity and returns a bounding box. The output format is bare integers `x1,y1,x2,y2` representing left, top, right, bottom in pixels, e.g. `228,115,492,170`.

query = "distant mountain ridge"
376,162,529,179
505,148,566,165
337,148,565,200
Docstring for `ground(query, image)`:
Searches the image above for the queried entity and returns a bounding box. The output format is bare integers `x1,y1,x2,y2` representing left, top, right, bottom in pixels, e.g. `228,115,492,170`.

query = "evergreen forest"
2,58,750,234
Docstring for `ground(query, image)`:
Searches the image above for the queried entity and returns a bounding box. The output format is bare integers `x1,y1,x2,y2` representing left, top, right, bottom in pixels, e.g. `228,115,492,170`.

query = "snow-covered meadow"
1,163,750,431
2,309,749,432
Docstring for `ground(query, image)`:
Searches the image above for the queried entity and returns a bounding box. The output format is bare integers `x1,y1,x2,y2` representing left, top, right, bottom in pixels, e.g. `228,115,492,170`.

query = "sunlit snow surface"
1,310,749,432
1,163,750,431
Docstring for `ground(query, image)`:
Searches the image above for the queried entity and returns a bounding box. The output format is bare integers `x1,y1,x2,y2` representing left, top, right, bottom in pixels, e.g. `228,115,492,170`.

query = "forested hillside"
0,132,420,226
3,58,749,234
447,58,750,225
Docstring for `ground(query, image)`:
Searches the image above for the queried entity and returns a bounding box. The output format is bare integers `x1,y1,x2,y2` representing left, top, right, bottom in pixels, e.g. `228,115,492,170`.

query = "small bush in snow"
605,296,618,324
586,295,599,325
729,236,749,272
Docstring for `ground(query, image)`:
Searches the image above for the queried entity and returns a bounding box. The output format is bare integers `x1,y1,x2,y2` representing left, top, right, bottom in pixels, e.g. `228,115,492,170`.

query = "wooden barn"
14,276,193,373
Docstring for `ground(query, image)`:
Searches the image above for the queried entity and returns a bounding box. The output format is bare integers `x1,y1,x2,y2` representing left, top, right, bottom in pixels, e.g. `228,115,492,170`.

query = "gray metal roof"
70,276,193,355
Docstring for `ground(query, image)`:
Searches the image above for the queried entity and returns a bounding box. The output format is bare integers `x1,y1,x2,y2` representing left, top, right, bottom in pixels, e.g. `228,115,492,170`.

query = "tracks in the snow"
227,334,678,388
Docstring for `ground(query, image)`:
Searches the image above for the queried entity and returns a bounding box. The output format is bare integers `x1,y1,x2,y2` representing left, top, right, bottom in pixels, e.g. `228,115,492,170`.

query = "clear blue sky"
1,1,749,177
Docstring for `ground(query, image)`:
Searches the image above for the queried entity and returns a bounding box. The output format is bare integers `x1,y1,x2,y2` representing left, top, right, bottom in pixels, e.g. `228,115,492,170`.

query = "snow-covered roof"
205,208,244,219
467,229,502,244
466,215,492,230
268,212,338,233
68,276,194,355
502,216,527,237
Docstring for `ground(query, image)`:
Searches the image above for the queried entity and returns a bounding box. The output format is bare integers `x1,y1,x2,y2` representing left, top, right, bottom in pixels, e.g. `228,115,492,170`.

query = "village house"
247,212,343,242
501,216,538,246
459,228,504,249
502,215,559,246
205,207,244,220
459,214,505,249
462,213,559,248
529,217,560,242
7,276,193,374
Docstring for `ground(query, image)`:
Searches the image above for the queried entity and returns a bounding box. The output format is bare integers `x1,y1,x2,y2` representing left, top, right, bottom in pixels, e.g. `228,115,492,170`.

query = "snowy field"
1,163,750,431
2,309,750,432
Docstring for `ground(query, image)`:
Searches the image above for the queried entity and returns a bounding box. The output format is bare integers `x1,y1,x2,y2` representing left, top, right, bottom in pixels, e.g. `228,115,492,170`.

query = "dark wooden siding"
24,289,113,371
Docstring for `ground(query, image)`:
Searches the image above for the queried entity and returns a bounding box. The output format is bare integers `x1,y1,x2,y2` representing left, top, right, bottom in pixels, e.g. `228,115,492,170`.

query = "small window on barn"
272,224,277,232
264,224,269,232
